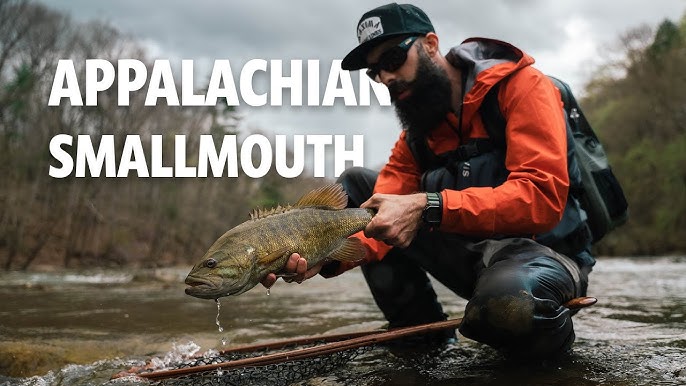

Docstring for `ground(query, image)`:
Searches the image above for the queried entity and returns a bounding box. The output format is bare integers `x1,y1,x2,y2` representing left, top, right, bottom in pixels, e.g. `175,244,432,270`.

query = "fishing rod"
113,296,596,381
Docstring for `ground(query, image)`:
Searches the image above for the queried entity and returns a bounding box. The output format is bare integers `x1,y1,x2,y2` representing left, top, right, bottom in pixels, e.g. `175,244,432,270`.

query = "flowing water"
1,257,685,385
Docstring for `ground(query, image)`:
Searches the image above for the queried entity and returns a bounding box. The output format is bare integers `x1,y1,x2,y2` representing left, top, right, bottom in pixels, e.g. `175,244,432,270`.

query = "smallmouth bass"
184,184,372,299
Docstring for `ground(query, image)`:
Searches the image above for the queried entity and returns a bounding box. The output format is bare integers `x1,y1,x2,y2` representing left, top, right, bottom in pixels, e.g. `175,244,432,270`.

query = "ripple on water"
0,258,685,385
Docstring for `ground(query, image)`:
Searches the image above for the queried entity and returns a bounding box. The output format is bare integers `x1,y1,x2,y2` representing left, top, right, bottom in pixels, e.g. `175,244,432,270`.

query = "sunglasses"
366,35,419,82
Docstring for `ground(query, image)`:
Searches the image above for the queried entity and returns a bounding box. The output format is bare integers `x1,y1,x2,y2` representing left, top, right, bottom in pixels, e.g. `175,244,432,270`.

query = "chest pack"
407,76,628,243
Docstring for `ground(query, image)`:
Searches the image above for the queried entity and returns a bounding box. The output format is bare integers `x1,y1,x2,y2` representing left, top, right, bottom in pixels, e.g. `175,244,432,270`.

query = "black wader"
338,167,592,358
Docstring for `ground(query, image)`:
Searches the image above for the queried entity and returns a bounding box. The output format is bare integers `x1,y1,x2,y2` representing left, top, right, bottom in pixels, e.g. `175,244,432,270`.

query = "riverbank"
1,257,685,385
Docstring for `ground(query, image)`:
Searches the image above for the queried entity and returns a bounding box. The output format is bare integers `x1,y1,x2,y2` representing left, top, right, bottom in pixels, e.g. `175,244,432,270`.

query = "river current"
1,257,685,385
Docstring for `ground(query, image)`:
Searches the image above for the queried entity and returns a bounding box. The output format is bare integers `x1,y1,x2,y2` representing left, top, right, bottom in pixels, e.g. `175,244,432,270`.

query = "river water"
1,256,685,385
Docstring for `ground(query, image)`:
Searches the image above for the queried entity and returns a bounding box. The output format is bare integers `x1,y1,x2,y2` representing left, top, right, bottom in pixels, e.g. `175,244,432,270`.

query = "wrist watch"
422,192,442,229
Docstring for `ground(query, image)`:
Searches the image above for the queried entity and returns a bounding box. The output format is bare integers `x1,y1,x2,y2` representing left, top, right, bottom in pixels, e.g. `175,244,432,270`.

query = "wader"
339,167,592,358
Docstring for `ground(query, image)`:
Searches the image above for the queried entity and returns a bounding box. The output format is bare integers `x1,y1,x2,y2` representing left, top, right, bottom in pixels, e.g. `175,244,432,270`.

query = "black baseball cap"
341,3,435,71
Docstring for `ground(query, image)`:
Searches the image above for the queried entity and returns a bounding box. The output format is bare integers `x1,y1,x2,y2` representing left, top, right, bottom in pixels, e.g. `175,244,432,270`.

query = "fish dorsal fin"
248,184,347,220
249,204,292,221
294,184,348,209
327,238,366,262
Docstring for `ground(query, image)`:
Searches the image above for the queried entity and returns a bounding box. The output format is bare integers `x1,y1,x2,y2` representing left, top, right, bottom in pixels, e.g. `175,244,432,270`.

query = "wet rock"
0,342,63,377
0,340,128,378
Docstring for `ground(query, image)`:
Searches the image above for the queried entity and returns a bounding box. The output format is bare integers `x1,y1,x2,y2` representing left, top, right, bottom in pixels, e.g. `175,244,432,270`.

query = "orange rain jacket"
327,38,569,276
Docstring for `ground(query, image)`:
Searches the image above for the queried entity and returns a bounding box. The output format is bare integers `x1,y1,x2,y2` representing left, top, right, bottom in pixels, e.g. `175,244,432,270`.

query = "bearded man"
264,3,595,358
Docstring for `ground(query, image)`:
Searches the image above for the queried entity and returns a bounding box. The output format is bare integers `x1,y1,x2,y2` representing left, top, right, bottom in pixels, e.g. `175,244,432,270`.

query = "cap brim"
341,32,415,71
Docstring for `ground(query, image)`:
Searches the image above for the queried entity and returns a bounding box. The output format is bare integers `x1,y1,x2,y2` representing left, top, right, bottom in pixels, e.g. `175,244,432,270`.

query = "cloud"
43,0,685,169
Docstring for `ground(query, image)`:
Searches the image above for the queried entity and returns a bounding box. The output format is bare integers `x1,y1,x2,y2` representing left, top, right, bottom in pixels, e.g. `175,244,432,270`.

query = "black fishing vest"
406,82,592,258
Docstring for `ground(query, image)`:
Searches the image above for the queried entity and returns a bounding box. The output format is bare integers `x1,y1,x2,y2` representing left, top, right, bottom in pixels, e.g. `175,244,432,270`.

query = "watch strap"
422,192,443,229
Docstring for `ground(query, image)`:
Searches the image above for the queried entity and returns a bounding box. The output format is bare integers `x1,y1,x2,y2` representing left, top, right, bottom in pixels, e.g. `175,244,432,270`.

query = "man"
263,3,594,358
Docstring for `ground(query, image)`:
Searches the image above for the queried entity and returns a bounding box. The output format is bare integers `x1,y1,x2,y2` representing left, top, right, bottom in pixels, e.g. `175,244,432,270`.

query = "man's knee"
460,287,536,343
460,288,574,357
459,256,577,357
336,167,376,208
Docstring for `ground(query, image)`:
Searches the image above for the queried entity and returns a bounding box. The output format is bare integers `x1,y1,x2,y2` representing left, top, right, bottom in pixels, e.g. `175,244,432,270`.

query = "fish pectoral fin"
294,184,348,210
327,238,366,262
257,247,291,265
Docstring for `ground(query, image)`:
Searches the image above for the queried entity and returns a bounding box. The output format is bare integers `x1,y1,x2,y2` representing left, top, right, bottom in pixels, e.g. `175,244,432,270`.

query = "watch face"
423,192,441,225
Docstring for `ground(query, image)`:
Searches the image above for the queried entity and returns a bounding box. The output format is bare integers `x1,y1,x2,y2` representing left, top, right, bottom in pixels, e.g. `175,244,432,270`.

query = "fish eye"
204,258,217,269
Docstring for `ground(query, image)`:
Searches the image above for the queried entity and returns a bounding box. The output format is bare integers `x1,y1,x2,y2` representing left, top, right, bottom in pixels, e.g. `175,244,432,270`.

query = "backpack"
406,76,628,244
478,76,628,243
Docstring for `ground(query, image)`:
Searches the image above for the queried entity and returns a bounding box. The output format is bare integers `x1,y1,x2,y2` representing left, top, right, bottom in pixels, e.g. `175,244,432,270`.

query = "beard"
391,49,454,137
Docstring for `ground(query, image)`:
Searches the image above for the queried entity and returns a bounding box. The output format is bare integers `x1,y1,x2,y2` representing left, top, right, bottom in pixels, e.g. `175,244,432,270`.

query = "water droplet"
215,299,224,333
266,288,271,296
221,337,228,346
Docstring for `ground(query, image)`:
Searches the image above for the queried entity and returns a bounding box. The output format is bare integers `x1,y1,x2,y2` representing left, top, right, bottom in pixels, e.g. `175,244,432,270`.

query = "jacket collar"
446,37,535,126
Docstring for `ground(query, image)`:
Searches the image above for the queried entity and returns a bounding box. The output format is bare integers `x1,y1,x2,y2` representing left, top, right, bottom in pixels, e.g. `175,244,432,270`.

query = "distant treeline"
0,0,321,270
582,15,686,256
0,0,684,270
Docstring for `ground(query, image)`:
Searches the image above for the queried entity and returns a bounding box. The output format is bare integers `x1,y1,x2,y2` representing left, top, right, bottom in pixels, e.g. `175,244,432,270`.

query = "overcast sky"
44,0,686,172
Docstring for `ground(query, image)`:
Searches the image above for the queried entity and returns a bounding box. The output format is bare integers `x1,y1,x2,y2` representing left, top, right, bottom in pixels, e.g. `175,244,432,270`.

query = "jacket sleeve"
372,131,422,195
320,133,420,277
440,68,570,237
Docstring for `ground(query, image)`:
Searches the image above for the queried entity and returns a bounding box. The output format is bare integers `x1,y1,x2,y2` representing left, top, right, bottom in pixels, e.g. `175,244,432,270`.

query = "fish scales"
256,208,370,272
184,184,373,299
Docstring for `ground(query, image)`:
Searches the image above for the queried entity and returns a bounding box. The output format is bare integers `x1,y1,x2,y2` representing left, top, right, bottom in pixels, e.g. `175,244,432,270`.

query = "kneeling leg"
459,253,584,357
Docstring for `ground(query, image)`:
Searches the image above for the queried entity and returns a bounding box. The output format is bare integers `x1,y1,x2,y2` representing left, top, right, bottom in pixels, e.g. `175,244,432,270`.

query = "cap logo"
357,16,383,43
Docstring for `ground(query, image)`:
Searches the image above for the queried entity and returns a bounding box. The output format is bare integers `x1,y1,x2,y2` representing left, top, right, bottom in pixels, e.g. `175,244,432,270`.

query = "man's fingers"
261,273,277,288
303,262,324,281
364,217,388,240
296,257,308,274
363,217,378,238
281,253,307,283
266,252,316,285
360,193,384,209
284,253,300,272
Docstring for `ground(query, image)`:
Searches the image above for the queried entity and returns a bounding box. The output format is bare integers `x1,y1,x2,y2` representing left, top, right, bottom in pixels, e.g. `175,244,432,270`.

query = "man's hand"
260,253,324,288
361,193,426,248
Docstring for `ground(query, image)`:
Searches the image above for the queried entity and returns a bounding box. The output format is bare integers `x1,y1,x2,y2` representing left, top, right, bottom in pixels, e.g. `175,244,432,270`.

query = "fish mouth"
184,275,248,299
184,275,224,299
